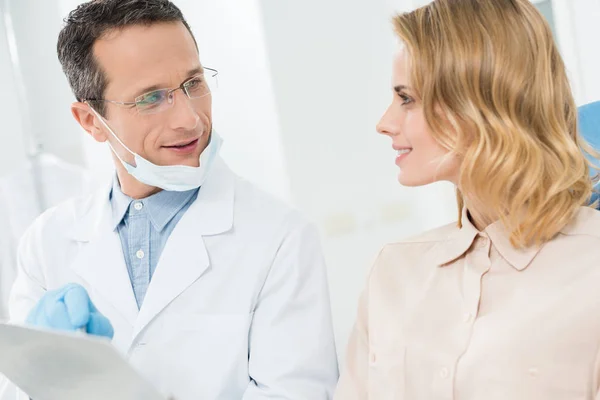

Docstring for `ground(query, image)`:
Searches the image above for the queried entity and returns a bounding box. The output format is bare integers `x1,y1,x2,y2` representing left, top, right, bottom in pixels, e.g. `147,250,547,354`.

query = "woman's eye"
398,93,413,105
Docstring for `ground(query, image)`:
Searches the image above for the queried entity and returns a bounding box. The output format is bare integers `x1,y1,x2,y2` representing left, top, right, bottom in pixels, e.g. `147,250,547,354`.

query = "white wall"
5,0,84,168
0,5,27,174
560,0,600,105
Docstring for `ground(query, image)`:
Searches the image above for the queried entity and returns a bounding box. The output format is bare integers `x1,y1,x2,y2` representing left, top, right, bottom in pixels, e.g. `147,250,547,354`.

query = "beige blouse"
335,206,600,400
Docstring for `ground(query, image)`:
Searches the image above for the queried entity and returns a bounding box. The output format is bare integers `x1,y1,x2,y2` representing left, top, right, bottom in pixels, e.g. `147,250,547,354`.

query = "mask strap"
87,105,137,162
105,139,134,168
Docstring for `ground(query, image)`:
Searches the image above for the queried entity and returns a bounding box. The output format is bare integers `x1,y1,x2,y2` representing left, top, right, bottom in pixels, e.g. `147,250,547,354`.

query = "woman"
335,1,600,399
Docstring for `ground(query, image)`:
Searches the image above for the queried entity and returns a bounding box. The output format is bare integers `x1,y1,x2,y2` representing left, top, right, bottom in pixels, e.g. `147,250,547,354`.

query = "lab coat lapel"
68,184,139,325
132,158,235,338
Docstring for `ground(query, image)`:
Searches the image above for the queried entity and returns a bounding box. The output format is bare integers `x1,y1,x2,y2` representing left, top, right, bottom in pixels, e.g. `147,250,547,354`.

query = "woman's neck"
464,196,497,231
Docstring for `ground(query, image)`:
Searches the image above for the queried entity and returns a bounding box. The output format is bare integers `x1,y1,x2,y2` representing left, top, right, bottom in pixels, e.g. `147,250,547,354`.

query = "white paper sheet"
0,323,166,400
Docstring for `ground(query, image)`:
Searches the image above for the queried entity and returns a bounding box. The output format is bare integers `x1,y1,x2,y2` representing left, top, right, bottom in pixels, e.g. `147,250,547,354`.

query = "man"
1,0,338,398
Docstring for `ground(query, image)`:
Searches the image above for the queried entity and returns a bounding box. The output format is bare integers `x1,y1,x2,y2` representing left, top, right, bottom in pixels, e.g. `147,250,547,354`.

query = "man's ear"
71,102,108,143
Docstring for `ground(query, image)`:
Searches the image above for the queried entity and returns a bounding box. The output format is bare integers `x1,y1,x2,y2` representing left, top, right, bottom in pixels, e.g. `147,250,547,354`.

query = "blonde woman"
335,0,600,399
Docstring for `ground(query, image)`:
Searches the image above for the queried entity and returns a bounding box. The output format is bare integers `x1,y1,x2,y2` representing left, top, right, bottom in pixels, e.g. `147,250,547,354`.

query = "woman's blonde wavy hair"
393,0,597,248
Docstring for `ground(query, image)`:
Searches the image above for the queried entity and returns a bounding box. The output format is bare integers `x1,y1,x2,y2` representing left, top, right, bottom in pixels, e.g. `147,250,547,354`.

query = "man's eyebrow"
132,67,205,98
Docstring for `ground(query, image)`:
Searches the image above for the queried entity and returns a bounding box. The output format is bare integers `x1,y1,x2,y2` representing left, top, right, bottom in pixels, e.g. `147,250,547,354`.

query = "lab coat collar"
69,156,234,242
67,157,235,330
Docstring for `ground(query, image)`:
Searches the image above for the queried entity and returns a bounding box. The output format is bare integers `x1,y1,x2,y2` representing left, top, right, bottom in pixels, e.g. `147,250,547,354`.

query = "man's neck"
115,168,162,200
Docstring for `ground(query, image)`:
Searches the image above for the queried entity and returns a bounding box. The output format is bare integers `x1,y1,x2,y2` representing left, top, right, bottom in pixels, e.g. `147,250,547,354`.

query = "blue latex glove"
26,283,114,339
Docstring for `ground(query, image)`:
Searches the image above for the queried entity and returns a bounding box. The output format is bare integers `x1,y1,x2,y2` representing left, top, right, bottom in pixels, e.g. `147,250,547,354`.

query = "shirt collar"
433,207,542,271
110,176,199,232
110,177,131,230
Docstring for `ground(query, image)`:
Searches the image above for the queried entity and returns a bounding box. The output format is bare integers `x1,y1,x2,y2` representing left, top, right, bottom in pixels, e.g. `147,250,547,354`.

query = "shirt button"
528,367,539,377
134,202,143,211
136,249,145,259
369,353,376,364
439,367,449,379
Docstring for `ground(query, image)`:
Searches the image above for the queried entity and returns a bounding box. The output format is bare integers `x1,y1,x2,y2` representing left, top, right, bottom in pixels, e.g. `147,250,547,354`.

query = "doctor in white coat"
1,0,338,399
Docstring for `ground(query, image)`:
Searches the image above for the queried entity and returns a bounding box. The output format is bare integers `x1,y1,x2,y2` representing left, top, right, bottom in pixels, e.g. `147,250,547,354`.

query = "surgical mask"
90,108,223,191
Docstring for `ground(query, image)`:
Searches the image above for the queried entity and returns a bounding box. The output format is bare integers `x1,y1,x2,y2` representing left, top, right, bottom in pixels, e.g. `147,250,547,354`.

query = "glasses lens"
136,89,169,114
184,75,211,99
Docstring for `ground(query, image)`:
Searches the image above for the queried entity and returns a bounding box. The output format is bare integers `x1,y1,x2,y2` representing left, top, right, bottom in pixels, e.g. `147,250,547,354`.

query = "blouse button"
439,367,450,379
369,353,376,364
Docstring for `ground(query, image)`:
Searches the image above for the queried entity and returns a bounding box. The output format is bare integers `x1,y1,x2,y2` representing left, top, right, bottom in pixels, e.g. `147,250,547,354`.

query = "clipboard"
0,323,167,400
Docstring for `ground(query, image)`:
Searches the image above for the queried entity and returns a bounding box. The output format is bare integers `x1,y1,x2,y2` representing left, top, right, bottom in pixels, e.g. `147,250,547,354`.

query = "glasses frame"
85,67,218,114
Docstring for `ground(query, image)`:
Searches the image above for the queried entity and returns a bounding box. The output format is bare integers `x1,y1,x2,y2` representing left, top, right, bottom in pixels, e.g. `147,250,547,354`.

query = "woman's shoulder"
383,221,460,251
559,206,600,239
371,222,460,274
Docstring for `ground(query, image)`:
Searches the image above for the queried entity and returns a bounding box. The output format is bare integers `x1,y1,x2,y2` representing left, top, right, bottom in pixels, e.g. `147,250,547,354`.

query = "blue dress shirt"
110,178,199,308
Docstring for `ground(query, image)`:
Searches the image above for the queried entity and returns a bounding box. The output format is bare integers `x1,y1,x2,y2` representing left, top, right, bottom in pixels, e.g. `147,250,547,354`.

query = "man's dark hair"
57,0,197,115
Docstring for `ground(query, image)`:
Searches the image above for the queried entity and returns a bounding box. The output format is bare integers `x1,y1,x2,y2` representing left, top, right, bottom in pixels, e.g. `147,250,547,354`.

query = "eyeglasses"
86,67,218,115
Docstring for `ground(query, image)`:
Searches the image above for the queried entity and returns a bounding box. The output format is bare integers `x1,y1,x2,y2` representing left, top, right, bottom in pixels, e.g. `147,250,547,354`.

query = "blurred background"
0,0,598,363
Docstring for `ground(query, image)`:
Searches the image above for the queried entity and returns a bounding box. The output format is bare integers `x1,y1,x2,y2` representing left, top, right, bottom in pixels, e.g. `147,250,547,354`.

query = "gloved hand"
26,283,114,339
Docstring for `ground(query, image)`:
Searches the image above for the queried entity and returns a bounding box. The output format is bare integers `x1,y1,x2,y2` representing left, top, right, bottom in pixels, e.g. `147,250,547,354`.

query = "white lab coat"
0,153,89,321
1,157,339,400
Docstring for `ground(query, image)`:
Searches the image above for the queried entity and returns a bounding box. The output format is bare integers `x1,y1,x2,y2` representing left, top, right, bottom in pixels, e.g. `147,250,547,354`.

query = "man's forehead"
93,22,201,95
93,22,196,57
